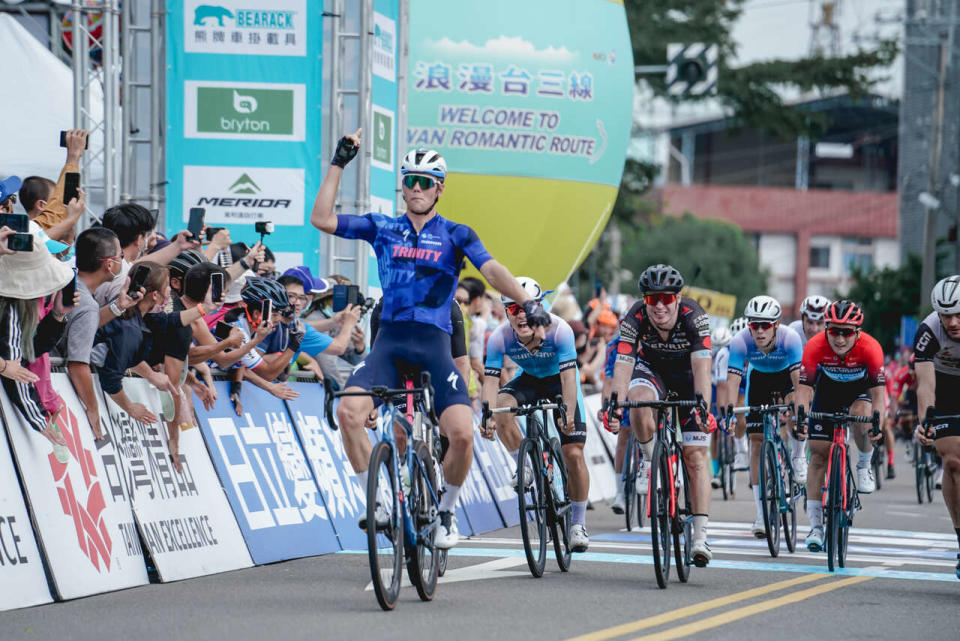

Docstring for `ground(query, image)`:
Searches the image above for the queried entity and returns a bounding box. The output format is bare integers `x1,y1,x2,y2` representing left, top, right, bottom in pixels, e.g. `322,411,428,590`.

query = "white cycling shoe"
733,452,749,471
435,511,459,549
512,465,534,492
610,492,625,515
751,518,766,538
357,501,391,531
570,524,589,552
792,456,808,484
857,466,876,494
636,461,651,494
806,525,824,552
692,539,712,567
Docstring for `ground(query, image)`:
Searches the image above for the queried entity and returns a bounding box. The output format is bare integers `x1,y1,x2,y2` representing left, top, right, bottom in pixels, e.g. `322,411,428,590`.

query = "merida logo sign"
195,173,290,208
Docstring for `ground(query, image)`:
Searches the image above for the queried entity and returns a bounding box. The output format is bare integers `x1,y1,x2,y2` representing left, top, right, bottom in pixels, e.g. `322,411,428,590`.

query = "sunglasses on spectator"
402,175,437,190
644,293,676,306
749,321,775,331
826,326,857,337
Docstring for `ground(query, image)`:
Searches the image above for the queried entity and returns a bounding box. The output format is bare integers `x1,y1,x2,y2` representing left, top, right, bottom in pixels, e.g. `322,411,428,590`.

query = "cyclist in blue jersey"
728,316,751,470
310,131,549,549
725,295,804,537
480,277,591,551
602,331,634,514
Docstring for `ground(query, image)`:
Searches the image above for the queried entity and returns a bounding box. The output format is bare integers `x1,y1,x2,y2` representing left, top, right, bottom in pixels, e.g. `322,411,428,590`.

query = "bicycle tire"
723,434,736,500
437,549,448,577
623,435,636,530
633,440,645,530
673,449,693,582
759,440,781,557
825,447,844,572
782,445,798,554
649,441,672,589
406,442,439,601
925,454,935,503
872,446,883,492
517,438,547,577
547,437,573,572
366,441,403,611
915,449,925,504
839,464,855,569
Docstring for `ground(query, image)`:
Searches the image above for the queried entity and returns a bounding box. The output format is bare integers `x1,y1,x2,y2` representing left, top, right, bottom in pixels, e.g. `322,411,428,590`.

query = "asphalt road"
2,443,957,641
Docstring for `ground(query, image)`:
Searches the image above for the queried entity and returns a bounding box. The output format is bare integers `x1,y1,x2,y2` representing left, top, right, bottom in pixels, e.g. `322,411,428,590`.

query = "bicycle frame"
730,402,795,514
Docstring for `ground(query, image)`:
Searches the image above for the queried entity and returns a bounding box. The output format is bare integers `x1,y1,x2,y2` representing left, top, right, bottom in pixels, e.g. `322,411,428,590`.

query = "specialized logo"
448,371,459,390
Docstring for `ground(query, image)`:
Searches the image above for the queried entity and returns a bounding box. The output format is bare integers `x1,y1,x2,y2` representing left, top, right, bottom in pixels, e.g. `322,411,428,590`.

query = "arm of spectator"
202,227,231,261
186,367,216,411
137,230,200,266
0,227,15,256
296,352,324,379
199,322,268,368
97,280,141,327
254,349,298,382
67,361,103,439
306,314,339,333
33,130,87,230
129,361,178,398
242,366,300,399
108,388,158,425
45,188,86,242
224,242,265,281
320,305,360,356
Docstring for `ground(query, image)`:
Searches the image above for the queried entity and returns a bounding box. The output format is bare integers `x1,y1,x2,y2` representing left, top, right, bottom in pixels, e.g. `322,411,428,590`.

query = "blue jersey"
727,325,803,376
335,212,493,334
484,314,578,379
604,336,620,378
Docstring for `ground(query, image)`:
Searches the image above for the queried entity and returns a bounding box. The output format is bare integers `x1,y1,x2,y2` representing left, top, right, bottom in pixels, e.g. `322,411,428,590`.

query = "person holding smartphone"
21,130,88,236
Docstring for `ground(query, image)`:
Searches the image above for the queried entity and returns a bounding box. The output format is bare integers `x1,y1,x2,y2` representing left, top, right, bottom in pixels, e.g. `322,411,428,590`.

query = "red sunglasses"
643,293,677,306
749,321,775,331
826,326,857,337
505,302,523,316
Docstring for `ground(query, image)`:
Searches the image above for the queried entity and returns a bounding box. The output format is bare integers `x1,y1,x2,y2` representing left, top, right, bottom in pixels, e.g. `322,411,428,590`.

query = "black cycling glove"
331,136,359,168
521,299,551,328
287,323,305,352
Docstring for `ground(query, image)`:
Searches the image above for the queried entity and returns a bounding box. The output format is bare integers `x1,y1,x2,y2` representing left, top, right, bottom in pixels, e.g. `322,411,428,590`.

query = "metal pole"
396,0,409,216
71,1,84,129
326,0,342,277
152,0,165,216
922,38,950,297
104,0,119,206
355,0,374,292
121,0,133,201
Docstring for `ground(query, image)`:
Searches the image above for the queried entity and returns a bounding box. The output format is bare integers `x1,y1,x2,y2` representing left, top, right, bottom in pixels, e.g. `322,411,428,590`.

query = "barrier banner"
1,380,148,599
581,410,616,502
0,424,52,611
456,431,504,533
98,378,252,580
583,393,617,462
195,384,340,564
472,431,519,528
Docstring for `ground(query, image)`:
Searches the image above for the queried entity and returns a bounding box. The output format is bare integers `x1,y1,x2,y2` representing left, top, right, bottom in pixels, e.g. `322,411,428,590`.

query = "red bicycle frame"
822,424,849,510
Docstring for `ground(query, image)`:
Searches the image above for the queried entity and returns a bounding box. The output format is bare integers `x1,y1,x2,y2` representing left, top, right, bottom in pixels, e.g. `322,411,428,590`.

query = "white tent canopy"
0,12,103,210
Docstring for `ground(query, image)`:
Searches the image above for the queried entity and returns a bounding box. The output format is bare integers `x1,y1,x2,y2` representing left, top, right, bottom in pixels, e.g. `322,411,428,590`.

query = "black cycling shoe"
886,464,895,480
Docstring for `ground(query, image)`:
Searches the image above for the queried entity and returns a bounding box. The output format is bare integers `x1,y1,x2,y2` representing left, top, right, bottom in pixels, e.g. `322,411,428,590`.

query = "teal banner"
165,0,324,271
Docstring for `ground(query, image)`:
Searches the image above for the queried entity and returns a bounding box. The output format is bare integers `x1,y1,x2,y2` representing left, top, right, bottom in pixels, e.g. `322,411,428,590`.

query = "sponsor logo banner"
97,378,253,581
371,105,395,171
471,431,516,528
182,165,305,226
184,0,307,56
185,80,305,141
372,12,396,81
0,424,52,611
195,384,340,564
1,375,149,599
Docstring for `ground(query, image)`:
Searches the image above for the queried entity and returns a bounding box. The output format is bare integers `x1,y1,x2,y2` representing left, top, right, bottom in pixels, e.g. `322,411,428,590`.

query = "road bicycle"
728,402,801,557
610,392,705,589
715,409,737,501
800,407,879,572
622,430,645,530
482,397,573,577
327,373,442,611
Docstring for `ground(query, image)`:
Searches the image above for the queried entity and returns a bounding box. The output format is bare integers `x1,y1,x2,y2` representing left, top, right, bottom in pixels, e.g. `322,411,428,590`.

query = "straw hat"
0,239,74,299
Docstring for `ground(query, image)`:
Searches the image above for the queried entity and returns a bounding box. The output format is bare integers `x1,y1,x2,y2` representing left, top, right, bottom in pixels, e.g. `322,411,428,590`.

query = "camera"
255,221,274,235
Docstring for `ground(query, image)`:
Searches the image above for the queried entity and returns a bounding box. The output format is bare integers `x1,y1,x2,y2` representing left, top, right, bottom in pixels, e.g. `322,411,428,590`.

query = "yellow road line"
629,576,874,641
565,573,827,641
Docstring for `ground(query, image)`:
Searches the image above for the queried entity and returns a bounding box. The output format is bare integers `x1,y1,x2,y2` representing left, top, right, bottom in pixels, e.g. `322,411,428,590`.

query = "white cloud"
423,35,577,63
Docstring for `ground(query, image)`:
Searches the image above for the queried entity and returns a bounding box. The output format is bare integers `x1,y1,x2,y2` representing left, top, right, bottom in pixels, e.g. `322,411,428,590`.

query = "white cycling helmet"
711,326,733,348
400,148,447,180
730,317,748,334
501,277,543,304
800,295,831,320
744,295,782,321
932,275,960,314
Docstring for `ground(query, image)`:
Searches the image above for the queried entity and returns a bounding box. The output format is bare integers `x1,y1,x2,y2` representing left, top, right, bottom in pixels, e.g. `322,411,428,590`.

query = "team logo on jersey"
447,371,459,390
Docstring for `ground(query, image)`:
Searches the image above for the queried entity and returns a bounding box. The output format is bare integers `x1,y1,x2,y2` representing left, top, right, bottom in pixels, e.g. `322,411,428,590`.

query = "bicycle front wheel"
925,454,936,502
673,449,693,582
623,435,636,530
915,450,925,504
782,445,798,554
649,441,672,589
406,442,439,601
872,446,883,491
517,439,547,577
547,437,573,572
719,434,729,501
839,464,856,568
366,441,403,611
759,440,781,557
825,448,844,572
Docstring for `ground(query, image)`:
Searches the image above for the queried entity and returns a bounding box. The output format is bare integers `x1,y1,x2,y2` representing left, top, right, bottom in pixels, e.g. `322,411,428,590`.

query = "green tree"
619,213,767,315
843,254,922,353
628,0,900,139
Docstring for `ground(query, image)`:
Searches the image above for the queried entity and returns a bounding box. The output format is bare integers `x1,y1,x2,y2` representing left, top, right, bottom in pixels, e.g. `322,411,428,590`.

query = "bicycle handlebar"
324,372,437,432
727,402,794,416
481,396,567,425
610,392,704,411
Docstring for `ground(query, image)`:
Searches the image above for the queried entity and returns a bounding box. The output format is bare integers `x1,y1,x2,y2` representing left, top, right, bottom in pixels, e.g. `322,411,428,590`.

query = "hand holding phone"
332,284,361,312
63,172,81,206
214,321,233,340
61,269,78,305
210,272,224,304
7,233,33,252
259,298,273,323
127,264,151,299
187,208,205,240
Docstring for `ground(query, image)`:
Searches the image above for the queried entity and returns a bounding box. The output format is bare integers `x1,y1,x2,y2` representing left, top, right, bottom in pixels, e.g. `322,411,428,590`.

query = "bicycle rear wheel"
366,441,403,611
759,440,781,557
517,438,547,577
547,437,573,572
781,445,798,554
649,441,672,589
825,448,844,572
623,435,636,530
406,442,439,601
673,450,693,582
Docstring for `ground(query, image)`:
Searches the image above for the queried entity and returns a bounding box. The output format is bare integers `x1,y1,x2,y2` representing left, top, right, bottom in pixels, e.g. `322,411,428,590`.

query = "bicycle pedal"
692,555,709,568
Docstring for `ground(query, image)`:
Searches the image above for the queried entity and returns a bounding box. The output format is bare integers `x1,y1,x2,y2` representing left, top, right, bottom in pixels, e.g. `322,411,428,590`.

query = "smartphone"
214,321,233,340
63,172,81,205
332,284,361,312
187,207,205,240
61,269,78,303
255,221,274,235
205,226,224,241
127,264,151,298
210,272,224,303
59,131,89,149
7,233,33,252
0,213,29,233
259,299,273,322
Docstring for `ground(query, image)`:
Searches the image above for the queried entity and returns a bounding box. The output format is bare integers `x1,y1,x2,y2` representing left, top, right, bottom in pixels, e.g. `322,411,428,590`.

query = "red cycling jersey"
799,331,886,389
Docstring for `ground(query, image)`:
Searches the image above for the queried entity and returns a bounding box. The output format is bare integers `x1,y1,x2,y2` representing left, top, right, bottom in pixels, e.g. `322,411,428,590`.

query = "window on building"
843,251,873,275
810,246,831,269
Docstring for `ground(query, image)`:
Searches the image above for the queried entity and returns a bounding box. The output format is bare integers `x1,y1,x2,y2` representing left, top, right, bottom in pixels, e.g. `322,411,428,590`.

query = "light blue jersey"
484,313,578,379
727,325,803,377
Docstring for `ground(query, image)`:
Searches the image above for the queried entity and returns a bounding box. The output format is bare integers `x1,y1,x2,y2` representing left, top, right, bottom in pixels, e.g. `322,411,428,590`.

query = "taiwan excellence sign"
407,0,633,288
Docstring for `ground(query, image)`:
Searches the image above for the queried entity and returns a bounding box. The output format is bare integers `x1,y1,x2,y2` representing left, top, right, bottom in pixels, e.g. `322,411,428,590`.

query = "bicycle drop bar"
807,411,875,423
728,402,794,416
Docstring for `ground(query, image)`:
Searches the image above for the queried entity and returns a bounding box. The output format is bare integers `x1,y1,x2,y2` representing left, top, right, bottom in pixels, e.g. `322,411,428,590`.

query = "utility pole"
922,34,951,297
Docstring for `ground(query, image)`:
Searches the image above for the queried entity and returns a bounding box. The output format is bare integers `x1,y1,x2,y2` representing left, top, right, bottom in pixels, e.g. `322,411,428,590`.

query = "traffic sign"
667,43,718,96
